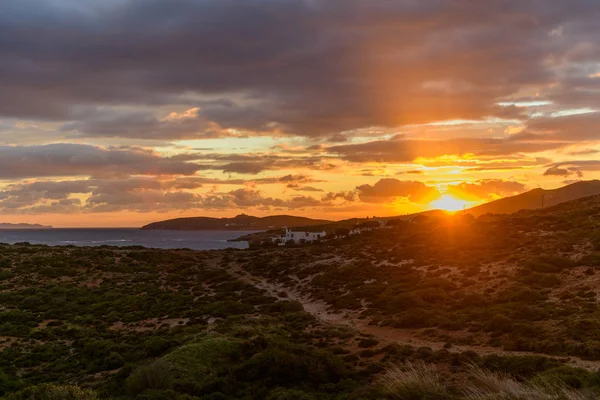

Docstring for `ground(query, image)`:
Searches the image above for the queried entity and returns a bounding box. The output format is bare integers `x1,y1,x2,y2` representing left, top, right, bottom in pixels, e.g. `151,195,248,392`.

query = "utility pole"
541,193,551,209
542,194,544,209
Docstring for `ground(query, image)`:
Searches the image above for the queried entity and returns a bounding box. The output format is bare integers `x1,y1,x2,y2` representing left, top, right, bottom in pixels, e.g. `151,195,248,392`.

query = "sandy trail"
226,262,347,325
213,257,600,371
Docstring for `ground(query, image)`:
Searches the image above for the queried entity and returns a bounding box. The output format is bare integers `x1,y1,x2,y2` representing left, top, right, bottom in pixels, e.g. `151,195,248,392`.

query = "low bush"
3,384,99,400
126,359,174,397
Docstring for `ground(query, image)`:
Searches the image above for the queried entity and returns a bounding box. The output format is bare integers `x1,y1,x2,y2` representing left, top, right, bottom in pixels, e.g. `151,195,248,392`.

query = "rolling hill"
141,213,333,230
465,180,600,217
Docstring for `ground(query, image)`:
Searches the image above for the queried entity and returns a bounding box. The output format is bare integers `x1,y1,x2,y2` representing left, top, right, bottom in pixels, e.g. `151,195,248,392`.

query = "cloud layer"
1,0,599,137
1,1,599,223
0,144,200,179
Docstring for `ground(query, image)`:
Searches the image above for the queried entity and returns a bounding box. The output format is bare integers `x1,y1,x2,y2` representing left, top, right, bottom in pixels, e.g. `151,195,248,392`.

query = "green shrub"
392,309,438,329
480,355,562,378
525,256,574,273
126,359,174,396
133,389,200,400
143,337,179,358
579,253,600,267
0,367,19,397
0,270,14,281
236,341,348,388
19,296,44,309
3,384,98,400
266,388,316,400
358,338,379,348
533,366,600,389
485,314,513,334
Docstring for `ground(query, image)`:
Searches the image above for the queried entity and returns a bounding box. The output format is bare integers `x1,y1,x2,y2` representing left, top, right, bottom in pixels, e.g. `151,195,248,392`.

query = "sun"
430,195,471,212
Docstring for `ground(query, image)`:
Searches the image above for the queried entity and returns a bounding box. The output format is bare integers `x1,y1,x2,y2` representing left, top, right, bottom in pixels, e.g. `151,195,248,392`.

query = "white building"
272,228,326,245
348,219,388,236
349,226,373,235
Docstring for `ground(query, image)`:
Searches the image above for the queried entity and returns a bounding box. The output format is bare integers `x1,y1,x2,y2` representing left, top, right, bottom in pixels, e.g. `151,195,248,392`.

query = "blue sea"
0,229,258,250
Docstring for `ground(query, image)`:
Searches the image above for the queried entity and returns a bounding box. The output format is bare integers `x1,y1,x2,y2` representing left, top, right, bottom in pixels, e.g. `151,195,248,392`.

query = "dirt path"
226,262,347,325
219,259,600,371
354,323,600,370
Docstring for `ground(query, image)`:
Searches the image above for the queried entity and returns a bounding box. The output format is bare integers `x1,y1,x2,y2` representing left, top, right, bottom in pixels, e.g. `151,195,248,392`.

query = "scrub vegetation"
1,195,600,399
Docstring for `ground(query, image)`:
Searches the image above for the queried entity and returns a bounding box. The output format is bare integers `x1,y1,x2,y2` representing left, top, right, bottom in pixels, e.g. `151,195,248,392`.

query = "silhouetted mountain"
466,180,600,217
0,223,52,229
141,214,333,231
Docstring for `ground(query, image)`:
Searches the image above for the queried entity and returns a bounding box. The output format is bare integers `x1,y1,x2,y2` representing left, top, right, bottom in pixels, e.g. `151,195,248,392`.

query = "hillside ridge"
141,213,333,231
466,179,600,217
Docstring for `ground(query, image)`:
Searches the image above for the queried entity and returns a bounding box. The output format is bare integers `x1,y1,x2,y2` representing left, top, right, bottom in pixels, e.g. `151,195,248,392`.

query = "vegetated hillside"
3,195,600,399
228,194,600,361
0,223,52,229
141,213,333,230
0,244,362,399
4,244,579,400
234,211,452,244
466,179,600,217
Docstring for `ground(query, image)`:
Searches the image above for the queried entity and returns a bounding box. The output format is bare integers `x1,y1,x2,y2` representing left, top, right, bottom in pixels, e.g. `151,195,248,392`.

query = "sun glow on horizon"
430,195,473,212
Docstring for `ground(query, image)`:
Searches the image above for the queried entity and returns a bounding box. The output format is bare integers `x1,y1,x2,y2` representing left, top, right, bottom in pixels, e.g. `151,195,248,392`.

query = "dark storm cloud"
0,178,190,213
544,166,573,177
343,178,527,205
163,174,321,187
322,191,357,202
326,108,600,161
288,185,324,192
177,152,339,174
221,162,269,175
458,158,552,171
326,135,563,163
356,179,441,204
0,178,327,213
0,143,338,180
0,144,201,179
567,149,600,156
446,179,527,201
2,0,600,138
203,188,322,210
60,108,219,140
59,101,281,140
0,174,328,213
515,112,600,141
544,160,600,177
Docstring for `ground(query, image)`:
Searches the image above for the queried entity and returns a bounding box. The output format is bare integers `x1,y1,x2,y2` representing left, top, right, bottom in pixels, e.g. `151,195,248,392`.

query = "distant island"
141,214,332,231
0,223,53,229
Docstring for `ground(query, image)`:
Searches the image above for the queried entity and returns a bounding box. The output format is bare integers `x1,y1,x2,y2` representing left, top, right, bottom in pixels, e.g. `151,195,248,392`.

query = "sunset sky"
1,0,600,227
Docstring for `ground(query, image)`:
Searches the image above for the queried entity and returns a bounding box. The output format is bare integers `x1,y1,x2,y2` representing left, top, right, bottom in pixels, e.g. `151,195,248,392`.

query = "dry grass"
378,363,599,400
377,362,451,399
464,366,598,400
